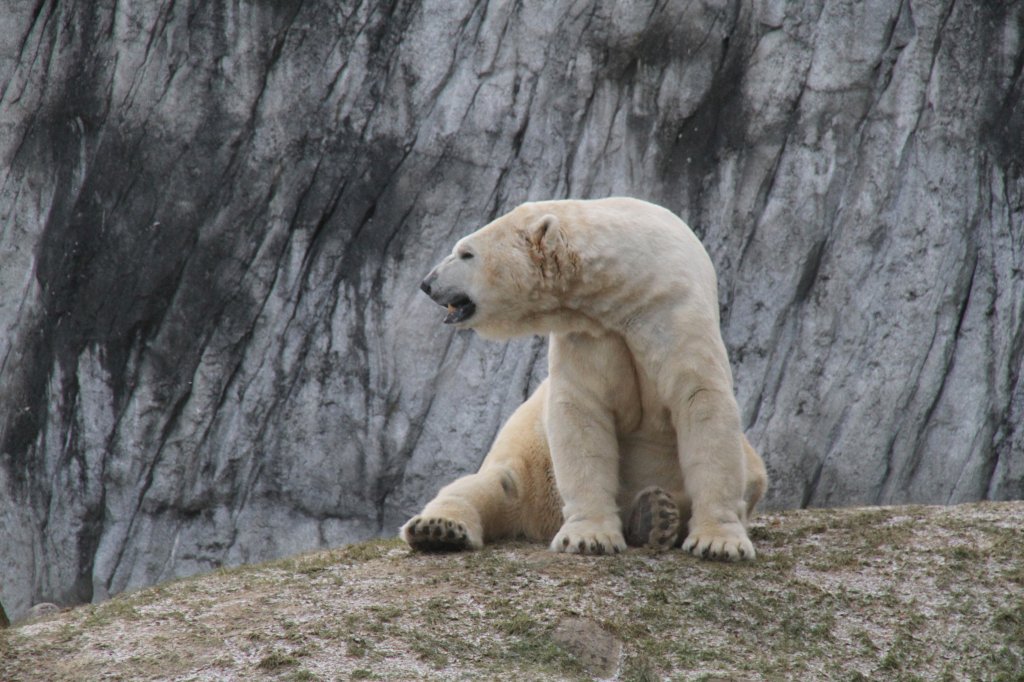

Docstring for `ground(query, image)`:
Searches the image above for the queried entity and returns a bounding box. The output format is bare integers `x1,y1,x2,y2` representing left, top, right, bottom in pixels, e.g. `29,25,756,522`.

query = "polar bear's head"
420,204,580,339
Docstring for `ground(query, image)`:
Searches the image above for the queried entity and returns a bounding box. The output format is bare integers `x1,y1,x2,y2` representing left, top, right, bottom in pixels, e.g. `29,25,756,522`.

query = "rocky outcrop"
1,1,1021,619
3,503,1023,680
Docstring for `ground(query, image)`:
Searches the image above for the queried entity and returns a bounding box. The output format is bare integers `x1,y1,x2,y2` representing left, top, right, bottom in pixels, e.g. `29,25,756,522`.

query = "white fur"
403,198,767,560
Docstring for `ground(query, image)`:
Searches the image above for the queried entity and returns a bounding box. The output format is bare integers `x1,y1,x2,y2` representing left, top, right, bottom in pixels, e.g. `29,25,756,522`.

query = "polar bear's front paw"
402,515,482,553
550,517,626,556
682,521,755,561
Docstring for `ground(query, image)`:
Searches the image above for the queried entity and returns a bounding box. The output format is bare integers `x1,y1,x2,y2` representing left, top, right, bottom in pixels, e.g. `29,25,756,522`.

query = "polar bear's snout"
420,269,477,325
419,271,437,297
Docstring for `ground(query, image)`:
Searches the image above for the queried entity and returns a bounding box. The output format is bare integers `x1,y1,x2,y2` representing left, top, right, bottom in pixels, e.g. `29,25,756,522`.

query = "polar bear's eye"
459,251,474,261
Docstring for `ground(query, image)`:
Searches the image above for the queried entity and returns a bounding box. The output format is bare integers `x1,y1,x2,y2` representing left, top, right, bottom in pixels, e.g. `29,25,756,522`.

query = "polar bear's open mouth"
443,296,476,324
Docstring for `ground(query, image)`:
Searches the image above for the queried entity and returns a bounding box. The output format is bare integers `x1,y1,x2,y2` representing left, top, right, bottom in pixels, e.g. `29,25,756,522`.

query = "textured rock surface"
0,1,1021,619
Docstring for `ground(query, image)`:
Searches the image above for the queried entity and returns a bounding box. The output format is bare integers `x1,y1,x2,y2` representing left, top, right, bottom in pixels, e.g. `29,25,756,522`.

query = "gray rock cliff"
1,0,1021,619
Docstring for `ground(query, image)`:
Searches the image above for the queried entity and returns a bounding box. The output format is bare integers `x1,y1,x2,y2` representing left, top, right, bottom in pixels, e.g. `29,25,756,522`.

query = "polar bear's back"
528,197,712,274
539,198,719,319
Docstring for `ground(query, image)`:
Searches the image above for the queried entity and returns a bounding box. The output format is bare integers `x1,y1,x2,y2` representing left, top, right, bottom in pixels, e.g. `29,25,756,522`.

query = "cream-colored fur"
402,198,767,560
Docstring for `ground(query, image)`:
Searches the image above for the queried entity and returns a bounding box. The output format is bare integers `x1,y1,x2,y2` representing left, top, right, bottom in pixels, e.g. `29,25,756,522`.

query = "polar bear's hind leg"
402,515,478,552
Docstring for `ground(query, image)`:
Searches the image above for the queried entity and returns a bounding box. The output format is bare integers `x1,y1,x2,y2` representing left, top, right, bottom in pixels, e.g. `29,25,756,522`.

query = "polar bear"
402,198,767,560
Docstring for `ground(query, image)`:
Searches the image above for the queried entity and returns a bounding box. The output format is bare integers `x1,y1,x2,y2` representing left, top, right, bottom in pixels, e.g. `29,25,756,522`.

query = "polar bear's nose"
420,272,436,296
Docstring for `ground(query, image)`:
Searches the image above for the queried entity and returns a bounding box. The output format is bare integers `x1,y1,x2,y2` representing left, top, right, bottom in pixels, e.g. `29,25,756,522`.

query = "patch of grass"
993,602,1023,638
256,650,299,670
366,604,403,622
878,631,931,681
356,603,403,639
420,596,455,627
345,635,371,658
990,599,1024,679
944,545,981,561
1002,562,1024,585
82,597,142,627
337,539,403,563
261,539,403,578
875,608,933,679
502,627,582,677
497,612,535,637
620,652,660,682
991,602,1024,667
408,630,451,668
287,669,318,681
280,618,303,640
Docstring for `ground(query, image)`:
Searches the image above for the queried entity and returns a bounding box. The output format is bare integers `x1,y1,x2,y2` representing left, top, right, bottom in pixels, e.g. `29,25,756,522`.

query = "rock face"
0,1,1021,619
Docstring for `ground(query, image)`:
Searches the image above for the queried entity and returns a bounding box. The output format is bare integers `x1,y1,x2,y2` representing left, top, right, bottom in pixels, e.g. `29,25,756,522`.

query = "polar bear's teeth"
447,304,457,314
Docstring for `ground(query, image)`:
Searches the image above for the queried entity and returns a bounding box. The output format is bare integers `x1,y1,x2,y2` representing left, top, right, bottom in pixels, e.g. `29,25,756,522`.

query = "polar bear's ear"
526,214,561,255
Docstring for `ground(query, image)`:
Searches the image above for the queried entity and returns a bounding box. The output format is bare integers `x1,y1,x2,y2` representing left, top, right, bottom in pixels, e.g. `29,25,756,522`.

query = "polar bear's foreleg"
675,388,757,561
545,333,634,555
545,391,628,555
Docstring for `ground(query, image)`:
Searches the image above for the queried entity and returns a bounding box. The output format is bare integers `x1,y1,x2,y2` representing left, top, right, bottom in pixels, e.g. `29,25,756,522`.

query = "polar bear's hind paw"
403,516,475,552
625,486,681,551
